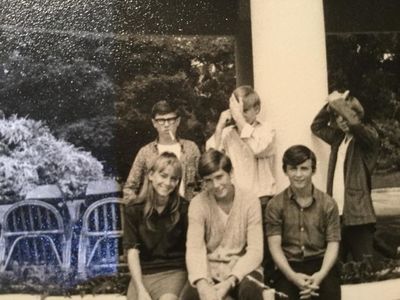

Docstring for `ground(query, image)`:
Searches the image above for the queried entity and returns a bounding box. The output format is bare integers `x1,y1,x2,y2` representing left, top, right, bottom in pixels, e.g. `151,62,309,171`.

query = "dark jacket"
311,104,380,226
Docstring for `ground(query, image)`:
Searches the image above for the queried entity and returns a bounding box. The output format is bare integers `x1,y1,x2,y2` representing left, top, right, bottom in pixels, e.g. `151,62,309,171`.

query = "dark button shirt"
265,186,340,262
123,197,188,274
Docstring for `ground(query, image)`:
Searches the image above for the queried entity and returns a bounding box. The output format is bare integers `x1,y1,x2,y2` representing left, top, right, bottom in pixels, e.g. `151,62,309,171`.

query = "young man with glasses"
123,100,200,202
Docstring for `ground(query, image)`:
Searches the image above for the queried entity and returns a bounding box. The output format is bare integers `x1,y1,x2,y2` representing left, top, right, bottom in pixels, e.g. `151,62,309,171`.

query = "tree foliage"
0,115,104,202
327,33,400,172
4,28,399,180
0,28,236,180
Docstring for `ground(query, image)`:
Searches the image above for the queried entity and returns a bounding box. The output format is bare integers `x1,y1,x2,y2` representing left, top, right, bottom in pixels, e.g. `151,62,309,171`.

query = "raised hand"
216,109,233,131
327,90,349,105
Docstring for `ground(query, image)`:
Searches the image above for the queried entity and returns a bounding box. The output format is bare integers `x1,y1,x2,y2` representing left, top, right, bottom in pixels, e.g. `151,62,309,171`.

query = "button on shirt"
265,187,341,261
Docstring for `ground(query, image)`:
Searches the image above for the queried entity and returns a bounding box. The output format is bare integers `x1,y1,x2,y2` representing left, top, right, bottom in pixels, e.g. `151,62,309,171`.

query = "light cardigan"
186,187,263,285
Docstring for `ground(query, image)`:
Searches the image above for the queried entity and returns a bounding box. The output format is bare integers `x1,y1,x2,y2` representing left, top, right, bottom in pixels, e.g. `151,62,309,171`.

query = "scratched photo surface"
0,0,400,298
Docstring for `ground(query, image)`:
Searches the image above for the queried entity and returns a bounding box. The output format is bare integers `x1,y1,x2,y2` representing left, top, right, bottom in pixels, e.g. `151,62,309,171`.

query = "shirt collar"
287,185,316,209
151,138,185,153
149,199,172,218
233,119,261,130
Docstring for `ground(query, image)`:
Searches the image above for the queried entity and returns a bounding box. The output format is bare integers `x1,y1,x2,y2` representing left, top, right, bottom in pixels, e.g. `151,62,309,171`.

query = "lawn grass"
371,172,400,258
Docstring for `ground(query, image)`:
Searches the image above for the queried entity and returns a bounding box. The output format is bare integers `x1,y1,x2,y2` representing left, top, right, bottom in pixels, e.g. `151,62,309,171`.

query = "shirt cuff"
240,123,254,139
229,270,245,282
189,274,211,287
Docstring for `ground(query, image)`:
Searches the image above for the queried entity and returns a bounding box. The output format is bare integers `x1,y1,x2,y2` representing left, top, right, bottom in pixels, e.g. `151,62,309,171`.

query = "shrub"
375,119,400,172
0,115,104,202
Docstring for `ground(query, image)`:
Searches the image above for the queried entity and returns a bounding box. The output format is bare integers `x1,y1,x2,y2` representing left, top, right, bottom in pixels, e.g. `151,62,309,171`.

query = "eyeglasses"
154,116,178,125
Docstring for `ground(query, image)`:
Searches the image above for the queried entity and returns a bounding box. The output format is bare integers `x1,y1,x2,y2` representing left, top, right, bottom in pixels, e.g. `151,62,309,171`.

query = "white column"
250,0,330,192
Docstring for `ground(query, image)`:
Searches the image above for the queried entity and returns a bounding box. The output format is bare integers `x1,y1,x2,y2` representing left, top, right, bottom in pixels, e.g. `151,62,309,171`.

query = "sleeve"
350,123,380,170
240,123,275,158
329,99,380,152
123,147,147,203
230,198,263,281
265,198,283,237
206,128,230,152
325,200,341,242
311,104,339,145
186,197,210,285
123,206,140,250
205,134,217,150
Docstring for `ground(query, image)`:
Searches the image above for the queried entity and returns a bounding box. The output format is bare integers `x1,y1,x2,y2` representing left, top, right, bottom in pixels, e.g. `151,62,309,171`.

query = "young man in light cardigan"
180,149,264,300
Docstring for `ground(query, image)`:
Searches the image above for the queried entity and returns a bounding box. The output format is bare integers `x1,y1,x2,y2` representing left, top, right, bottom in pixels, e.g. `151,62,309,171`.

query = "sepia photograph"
0,0,399,299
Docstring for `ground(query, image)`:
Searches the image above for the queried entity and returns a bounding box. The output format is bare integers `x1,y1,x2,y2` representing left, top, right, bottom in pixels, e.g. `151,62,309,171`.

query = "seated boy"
123,100,200,202
265,145,341,300
206,86,276,208
181,149,264,300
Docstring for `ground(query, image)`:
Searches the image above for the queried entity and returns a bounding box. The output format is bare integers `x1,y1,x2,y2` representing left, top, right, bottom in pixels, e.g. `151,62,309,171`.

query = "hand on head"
216,109,233,130
229,93,243,118
327,90,350,105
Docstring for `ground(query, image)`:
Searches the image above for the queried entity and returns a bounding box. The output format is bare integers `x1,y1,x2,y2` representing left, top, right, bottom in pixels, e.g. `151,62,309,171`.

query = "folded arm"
311,104,340,145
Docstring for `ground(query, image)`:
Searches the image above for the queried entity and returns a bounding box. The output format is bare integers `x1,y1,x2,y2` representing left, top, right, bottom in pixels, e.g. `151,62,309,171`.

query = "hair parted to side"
151,100,180,118
136,152,183,231
282,145,317,173
198,149,232,178
233,85,261,109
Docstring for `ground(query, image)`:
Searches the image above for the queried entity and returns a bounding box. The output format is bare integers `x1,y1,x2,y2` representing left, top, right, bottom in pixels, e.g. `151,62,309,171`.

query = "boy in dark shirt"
265,145,341,300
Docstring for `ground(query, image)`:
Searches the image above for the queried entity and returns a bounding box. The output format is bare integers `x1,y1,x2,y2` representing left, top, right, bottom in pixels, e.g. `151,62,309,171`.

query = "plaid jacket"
123,139,200,202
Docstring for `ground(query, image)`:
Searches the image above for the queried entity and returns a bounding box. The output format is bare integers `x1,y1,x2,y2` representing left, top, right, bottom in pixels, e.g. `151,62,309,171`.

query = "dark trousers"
179,270,264,300
273,259,341,300
340,223,375,262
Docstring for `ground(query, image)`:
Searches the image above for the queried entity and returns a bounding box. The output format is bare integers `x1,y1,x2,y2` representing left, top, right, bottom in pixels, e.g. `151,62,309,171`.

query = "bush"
326,33,400,172
0,115,104,202
0,30,236,179
375,120,400,172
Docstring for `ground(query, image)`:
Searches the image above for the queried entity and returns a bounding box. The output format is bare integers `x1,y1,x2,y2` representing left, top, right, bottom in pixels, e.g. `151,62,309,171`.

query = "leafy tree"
327,33,400,172
0,115,104,202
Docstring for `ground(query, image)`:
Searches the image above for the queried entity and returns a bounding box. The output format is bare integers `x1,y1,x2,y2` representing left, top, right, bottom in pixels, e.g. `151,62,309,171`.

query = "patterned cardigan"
123,139,201,202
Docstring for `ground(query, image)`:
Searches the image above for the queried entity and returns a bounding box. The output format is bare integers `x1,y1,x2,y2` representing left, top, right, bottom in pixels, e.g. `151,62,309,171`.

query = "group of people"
122,86,382,300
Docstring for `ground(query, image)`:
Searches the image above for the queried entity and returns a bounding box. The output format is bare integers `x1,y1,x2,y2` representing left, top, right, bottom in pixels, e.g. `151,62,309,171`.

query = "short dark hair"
151,100,180,118
282,145,316,172
198,149,232,178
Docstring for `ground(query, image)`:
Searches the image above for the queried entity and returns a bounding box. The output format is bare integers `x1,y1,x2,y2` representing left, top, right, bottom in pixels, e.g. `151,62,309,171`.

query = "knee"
159,293,178,300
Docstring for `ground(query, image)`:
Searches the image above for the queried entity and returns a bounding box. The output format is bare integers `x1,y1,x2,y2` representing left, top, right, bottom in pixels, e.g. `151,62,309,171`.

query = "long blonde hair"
136,152,183,231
